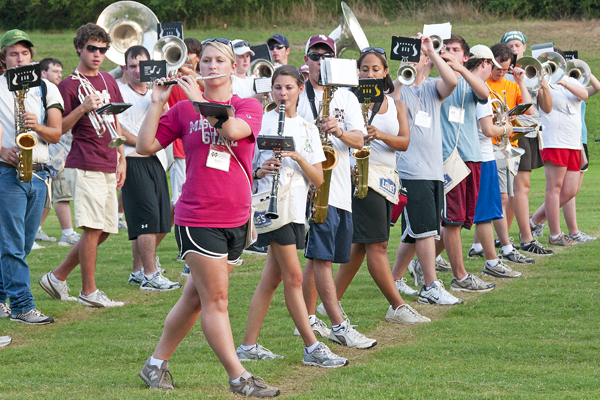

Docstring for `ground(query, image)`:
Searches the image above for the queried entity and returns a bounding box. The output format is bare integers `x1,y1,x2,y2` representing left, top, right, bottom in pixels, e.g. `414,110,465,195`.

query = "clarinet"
265,101,286,220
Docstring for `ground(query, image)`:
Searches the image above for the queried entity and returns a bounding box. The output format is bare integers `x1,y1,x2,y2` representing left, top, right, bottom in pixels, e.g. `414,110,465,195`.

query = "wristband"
252,168,260,180
213,116,229,129
502,125,507,136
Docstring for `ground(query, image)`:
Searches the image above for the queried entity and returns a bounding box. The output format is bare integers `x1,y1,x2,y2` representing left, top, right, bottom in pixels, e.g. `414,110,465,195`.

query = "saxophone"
309,85,339,223
352,100,371,199
14,88,38,182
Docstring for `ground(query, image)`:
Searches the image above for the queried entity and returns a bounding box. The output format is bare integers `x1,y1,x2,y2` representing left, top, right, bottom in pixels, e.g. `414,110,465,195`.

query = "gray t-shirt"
397,79,443,181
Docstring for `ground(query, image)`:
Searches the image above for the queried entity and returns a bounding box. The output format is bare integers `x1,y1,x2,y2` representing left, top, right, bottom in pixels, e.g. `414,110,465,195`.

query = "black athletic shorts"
352,187,393,243
581,143,589,171
175,223,247,265
256,222,305,249
401,179,443,244
517,136,544,171
122,156,171,240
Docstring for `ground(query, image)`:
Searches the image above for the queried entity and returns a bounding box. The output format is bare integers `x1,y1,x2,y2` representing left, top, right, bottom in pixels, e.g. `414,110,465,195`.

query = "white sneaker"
31,242,44,250
118,218,128,230
294,316,330,338
0,336,11,348
78,290,124,308
38,272,77,301
418,280,463,305
303,342,348,368
140,272,182,291
57,232,80,246
0,303,10,318
407,259,425,287
35,229,56,242
385,304,431,325
128,270,144,285
316,301,349,322
329,320,377,349
395,278,419,296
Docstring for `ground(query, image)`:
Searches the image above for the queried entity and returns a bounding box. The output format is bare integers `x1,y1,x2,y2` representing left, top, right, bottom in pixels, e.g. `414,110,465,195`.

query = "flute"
156,74,227,86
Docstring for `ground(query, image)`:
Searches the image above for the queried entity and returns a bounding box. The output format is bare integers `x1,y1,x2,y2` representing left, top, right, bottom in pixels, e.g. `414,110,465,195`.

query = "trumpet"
489,88,525,160
430,35,445,53
265,102,286,220
537,51,566,86
397,63,417,86
72,70,126,148
352,100,371,198
566,59,591,86
514,56,543,92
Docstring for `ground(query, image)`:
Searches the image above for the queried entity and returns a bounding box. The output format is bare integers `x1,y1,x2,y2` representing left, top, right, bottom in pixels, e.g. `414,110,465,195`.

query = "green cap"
500,31,527,45
1,29,34,48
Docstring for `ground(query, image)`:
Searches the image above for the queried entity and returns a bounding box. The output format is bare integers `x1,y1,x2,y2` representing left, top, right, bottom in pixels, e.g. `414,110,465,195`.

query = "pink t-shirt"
156,95,262,228
59,72,124,173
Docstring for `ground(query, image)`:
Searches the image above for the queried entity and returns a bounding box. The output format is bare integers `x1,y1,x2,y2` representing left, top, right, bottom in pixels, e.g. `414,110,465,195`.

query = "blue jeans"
0,166,48,314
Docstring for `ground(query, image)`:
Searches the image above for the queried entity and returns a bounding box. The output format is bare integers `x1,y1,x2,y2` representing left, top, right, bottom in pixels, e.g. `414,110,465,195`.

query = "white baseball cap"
232,39,255,56
470,45,502,69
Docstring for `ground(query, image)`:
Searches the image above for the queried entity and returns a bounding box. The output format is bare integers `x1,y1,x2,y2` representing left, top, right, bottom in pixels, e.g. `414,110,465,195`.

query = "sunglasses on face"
306,52,334,61
360,47,386,56
233,40,250,49
269,44,286,51
201,38,233,49
85,45,109,54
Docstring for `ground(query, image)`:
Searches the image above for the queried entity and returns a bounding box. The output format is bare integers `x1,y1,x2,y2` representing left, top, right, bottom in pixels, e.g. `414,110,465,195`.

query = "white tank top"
368,95,399,169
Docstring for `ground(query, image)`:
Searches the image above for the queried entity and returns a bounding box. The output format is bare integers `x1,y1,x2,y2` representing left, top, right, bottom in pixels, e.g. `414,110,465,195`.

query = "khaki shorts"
52,169,73,203
65,168,118,234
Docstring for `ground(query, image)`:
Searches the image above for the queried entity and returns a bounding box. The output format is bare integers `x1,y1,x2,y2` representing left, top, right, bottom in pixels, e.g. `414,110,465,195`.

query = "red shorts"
443,161,481,230
540,148,580,171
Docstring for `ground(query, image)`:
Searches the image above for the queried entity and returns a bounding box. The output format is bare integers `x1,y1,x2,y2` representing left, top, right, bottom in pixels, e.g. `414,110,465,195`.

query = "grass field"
1,18,600,399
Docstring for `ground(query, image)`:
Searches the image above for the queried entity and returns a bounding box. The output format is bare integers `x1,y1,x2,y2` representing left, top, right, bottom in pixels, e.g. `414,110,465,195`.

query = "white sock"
308,314,316,325
231,372,246,384
502,244,514,255
118,213,124,219
331,320,346,332
435,255,443,262
550,233,561,240
149,356,164,368
62,228,74,237
37,226,42,233
49,272,63,284
487,258,499,267
472,243,483,252
458,274,470,282
305,341,320,353
239,344,256,351
144,272,157,280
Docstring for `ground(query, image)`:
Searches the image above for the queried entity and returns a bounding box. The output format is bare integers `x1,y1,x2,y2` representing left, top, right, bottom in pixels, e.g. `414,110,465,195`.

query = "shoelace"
249,375,268,388
160,366,174,386
347,324,368,340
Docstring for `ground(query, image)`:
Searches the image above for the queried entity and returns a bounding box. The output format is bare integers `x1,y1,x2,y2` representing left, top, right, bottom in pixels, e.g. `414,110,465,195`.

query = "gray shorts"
496,158,514,197
51,169,73,203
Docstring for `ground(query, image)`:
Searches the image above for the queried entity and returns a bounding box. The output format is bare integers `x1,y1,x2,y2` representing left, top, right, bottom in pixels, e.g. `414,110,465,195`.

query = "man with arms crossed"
39,23,126,308
0,30,63,324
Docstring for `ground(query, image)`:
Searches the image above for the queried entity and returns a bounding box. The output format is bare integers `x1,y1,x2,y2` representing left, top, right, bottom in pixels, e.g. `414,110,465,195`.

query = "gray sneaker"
316,300,349,322
39,272,77,301
395,278,419,296
569,231,597,243
435,256,452,272
236,344,283,362
520,239,554,255
128,270,144,285
407,259,425,287
58,232,80,246
118,218,128,230
468,247,485,259
35,229,56,242
482,260,522,278
548,232,579,246
294,316,330,338
229,371,280,397
499,249,535,264
450,274,495,292
530,217,545,238
139,357,174,389
140,272,181,291
303,342,348,368
10,309,54,325
0,303,11,318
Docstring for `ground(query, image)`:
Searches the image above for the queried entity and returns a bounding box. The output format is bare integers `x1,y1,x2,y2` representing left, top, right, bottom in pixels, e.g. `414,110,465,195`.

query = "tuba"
14,88,37,182
309,85,339,223
329,2,369,56
249,59,276,112
352,100,371,198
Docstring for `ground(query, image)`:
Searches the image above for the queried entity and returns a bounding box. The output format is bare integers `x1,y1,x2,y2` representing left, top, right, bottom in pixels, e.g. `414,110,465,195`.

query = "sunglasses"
269,44,286,50
360,47,386,56
233,40,250,49
85,45,109,54
201,38,233,49
307,52,334,61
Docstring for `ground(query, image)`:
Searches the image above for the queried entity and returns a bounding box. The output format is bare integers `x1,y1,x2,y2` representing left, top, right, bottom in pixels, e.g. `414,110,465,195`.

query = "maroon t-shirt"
59,72,124,172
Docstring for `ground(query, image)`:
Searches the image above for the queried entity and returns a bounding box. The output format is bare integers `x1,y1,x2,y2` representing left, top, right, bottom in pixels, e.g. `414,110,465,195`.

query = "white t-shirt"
232,75,255,98
540,77,583,150
117,82,167,169
476,99,495,162
253,111,326,224
0,76,64,164
368,95,398,169
297,85,366,212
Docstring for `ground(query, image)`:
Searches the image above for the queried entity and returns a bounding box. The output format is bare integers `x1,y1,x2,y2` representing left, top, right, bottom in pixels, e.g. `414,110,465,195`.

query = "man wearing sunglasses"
42,23,126,308
296,35,376,349
267,34,290,66
232,39,256,98
0,29,63,325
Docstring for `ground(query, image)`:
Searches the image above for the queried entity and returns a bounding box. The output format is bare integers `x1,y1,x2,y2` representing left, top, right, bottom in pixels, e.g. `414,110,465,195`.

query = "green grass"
2,20,600,399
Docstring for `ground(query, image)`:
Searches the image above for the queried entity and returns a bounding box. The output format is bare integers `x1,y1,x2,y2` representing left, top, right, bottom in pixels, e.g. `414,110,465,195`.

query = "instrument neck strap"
368,102,382,125
305,80,319,122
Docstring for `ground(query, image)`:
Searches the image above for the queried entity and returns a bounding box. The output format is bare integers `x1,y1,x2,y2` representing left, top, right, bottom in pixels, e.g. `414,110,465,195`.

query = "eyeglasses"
493,65,510,73
360,47,386,56
269,44,286,51
233,40,250,49
307,52,334,61
85,45,109,54
201,38,233,49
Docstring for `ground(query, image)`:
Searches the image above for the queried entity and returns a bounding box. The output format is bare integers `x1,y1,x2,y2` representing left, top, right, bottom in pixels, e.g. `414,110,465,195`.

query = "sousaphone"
97,1,160,66
329,2,369,56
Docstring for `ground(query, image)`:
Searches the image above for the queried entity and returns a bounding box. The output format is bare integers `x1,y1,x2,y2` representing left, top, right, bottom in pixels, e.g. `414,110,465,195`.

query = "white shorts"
65,168,118,234
170,157,186,204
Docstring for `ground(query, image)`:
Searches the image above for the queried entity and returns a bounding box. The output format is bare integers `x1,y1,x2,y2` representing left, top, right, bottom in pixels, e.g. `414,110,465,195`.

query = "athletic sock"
49,272,63,284
149,356,165,368
308,314,316,325
458,274,470,282
502,244,514,255
331,321,346,332
305,341,320,354
144,272,157,280
118,213,124,219
62,228,74,237
240,344,256,352
487,258,500,267
530,217,536,228
550,233,561,240
435,255,443,262
37,226,42,233
231,373,244,384
472,243,483,252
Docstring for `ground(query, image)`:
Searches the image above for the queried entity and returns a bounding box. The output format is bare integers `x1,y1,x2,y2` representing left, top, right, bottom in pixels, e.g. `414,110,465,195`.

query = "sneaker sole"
450,285,495,293
242,250,268,256
417,296,461,305
482,270,522,279
385,316,421,325
303,360,349,368
140,285,181,291
77,298,124,308
499,256,535,264
520,247,554,255
329,336,377,349
57,242,73,247
39,275,64,301
10,317,54,325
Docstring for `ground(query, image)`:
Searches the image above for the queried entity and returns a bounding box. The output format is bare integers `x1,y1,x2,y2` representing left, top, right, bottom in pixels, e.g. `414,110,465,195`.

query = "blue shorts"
474,160,503,224
305,206,353,263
